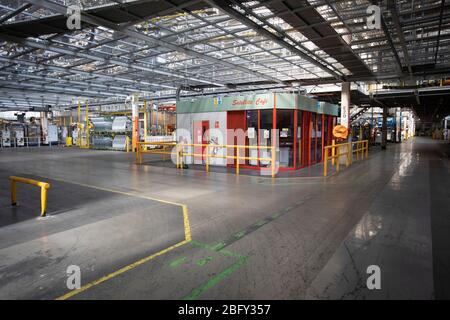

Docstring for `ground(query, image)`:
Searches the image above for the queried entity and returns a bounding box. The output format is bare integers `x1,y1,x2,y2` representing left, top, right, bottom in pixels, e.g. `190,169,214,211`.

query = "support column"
371,106,374,144
340,82,351,164
131,93,139,152
381,106,388,150
341,82,351,129
143,100,148,143
77,101,81,147
40,111,48,145
85,101,89,148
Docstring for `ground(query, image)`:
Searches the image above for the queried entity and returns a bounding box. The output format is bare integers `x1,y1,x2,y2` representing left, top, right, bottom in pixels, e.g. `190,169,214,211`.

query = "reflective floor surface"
0,137,448,299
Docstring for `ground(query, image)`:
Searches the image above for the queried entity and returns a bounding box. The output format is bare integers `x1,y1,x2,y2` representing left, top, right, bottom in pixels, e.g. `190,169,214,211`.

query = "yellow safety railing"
136,141,177,164
352,140,369,161
137,142,277,177
9,176,50,217
179,143,276,177
323,141,350,177
323,139,369,177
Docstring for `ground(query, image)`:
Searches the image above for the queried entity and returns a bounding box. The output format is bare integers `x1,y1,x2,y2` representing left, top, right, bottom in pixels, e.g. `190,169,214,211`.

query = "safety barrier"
9,176,50,217
144,136,175,150
352,140,369,161
137,142,277,177
136,141,177,164
323,140,369,177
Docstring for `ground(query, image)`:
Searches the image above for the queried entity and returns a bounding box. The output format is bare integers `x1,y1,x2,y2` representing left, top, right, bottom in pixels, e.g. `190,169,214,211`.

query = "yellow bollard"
323,148,328,177
41,187,48,216
9,176,50,217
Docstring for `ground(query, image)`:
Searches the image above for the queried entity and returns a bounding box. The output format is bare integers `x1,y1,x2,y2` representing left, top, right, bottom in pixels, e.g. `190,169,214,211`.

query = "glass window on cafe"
276,109,294,168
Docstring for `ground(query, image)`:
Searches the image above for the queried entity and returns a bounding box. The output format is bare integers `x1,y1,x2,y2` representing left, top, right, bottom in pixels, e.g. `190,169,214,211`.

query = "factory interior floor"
0,137,449,299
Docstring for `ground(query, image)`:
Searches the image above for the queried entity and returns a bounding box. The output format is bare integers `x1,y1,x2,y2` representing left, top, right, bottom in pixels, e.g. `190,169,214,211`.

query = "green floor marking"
180,198,313,299
210,242,226,251
183,256,248,300
271,212,282,219
233,230,246,239
189,240,244,259
218,249,237,257
254,219,268,227
196,256,213,266
169,256,188,268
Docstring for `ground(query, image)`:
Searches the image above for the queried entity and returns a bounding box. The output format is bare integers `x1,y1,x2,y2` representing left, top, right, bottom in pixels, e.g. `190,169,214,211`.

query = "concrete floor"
0,137,448,299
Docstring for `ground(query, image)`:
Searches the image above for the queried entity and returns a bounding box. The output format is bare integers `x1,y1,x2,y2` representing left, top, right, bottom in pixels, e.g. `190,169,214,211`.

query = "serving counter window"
276,109,294,168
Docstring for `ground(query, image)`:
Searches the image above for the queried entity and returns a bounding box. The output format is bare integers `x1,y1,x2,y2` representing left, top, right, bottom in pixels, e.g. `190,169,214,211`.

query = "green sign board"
177,92,338,116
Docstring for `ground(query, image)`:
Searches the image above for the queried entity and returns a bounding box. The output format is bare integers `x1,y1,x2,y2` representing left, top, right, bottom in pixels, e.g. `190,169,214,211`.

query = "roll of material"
91,117,113,132
91,135,113,148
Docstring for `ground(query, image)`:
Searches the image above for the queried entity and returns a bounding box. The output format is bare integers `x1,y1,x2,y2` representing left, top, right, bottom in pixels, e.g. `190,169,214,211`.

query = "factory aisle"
306,138,450,299
0,137,448,299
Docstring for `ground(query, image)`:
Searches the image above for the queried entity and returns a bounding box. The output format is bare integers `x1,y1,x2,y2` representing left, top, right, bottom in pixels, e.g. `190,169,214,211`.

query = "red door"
227,111,246,166
302,111,311,166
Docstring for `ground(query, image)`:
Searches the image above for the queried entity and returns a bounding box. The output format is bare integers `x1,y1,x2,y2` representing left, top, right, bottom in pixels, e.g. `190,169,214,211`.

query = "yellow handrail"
9,176,50,217
136,141,176,164
136,142,277,177
352,140,369,160
179,143,276,178
323,139,369,177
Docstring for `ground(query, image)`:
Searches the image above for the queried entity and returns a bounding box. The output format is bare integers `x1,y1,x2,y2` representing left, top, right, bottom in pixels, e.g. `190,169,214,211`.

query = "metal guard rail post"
137,142,276,178
9,176,50,217
323,142,350,177
178,143,276,178
136,141,178,166
323,139,369,177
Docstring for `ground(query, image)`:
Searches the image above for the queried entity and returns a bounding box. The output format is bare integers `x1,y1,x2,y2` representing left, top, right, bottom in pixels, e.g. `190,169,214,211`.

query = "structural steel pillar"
341,82,351,129
381,106,388,150
131,93,139,152
340,82,351,164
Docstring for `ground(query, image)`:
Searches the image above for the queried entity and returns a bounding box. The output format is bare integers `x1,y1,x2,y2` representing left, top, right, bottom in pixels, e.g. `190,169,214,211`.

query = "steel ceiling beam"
434,0,446,64
0,80,121,98
205,0,343,80
0,33,224,87
370,0,403,75
387,0,412,76
0,71,143,95
0,56,172,92
0,3,33,24
26,0,284,86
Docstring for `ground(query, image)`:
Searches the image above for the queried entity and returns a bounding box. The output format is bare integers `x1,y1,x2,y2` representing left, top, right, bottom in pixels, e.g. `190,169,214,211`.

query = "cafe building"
176,92,339,171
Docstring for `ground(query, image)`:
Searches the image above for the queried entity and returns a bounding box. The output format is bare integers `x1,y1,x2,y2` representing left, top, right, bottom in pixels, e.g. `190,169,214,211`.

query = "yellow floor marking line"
56,239,190,300
29,174,192,299
44,176,192,242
